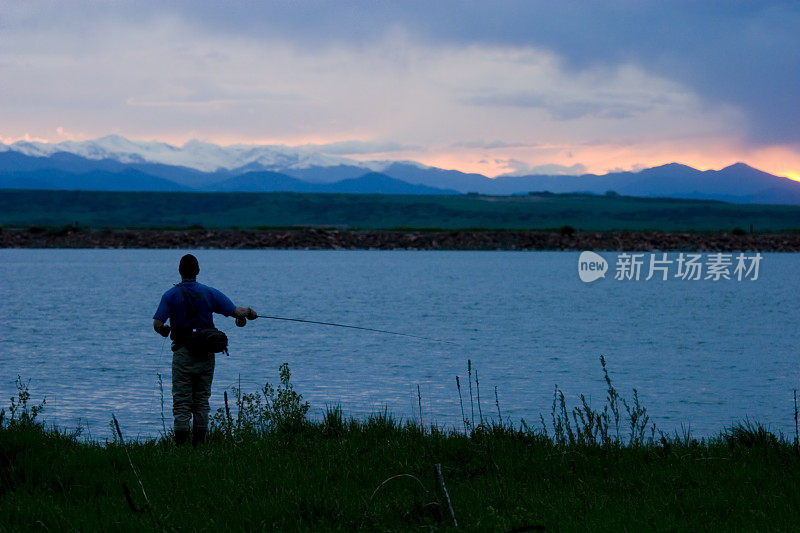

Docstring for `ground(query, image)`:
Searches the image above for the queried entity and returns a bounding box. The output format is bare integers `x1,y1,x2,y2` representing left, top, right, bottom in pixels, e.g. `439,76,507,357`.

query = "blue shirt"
153,281,237,332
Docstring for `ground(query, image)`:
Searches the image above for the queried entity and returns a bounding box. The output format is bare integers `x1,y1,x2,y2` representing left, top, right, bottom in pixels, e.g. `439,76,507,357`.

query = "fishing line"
147,315,455,436
256,315,457,344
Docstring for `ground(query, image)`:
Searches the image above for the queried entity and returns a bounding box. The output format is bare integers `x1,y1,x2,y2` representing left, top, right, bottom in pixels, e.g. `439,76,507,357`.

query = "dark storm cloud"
463,91,647,121
147,0,799,146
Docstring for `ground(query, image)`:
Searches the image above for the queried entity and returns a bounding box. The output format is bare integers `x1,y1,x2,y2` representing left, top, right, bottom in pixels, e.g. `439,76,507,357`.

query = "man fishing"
153,254,257,446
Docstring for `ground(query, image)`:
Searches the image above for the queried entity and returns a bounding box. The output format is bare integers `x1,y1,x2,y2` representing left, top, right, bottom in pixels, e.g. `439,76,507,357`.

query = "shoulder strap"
176,283,199,320
176,283,213,328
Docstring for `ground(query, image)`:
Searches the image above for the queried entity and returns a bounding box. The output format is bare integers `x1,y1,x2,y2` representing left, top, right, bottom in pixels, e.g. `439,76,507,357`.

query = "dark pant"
171,346,215,432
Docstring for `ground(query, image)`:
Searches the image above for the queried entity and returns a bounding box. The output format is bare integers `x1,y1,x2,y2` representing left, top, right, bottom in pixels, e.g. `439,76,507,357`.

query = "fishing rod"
255,315,456,344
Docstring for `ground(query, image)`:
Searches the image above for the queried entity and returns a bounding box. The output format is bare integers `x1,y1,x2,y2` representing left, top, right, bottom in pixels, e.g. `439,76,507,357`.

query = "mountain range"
1,136,799,204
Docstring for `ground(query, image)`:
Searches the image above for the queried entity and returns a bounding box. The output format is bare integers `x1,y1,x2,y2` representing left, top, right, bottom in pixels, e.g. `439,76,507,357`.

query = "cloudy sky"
1,1,798,178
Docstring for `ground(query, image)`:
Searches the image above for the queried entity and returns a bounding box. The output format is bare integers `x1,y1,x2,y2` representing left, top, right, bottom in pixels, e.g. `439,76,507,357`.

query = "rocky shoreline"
2,227,799,251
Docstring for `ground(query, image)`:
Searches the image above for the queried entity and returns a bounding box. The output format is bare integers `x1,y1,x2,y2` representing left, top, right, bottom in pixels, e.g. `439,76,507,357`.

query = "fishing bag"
188,327,228,355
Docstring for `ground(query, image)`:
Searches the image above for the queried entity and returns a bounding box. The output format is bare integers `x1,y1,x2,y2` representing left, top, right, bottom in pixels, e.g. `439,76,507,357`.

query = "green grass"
3,363,800,531
4,413,800,531
2,189,800,231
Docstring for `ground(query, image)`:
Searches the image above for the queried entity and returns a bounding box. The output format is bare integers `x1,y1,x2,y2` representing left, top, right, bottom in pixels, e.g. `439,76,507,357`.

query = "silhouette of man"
153,254,257,446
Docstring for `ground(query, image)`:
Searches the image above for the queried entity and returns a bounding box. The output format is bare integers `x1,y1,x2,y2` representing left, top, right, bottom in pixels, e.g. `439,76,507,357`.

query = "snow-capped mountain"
0,135,398,174
1,136,799,203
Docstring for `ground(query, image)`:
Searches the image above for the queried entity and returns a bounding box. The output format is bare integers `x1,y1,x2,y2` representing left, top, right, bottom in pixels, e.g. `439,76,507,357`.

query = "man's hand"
153,319,171,338
233,306,258,321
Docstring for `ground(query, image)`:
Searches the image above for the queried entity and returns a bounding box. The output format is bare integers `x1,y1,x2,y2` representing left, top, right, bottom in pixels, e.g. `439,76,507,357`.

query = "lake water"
1,248,798,441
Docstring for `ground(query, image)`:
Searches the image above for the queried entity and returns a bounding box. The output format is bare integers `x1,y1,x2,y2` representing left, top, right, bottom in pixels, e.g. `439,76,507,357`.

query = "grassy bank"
3,189,800,231
2,364,800,531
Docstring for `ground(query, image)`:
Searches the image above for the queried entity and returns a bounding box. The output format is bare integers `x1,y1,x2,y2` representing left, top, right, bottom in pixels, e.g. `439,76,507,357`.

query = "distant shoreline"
2,227,799,251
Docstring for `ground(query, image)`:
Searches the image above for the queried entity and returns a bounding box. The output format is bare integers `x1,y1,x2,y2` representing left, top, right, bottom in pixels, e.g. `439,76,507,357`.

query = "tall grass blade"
435,463,457,527
468,360,475,430
111,413,151,510
495,386,501,423
794,389,798,451
475,368,484,427
417,384,423,429
456,376,467,435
